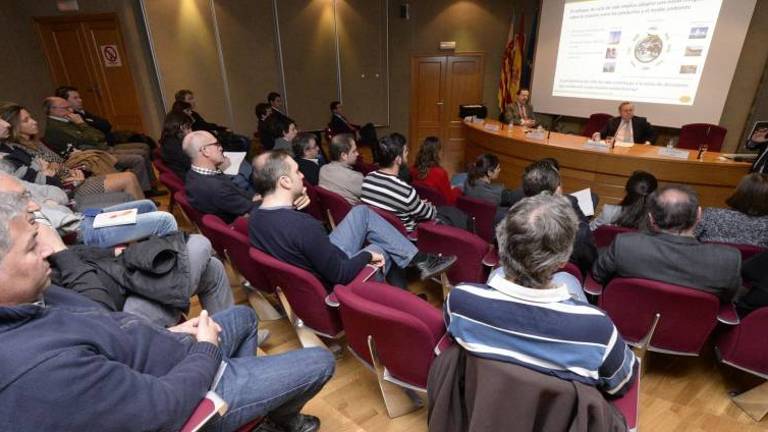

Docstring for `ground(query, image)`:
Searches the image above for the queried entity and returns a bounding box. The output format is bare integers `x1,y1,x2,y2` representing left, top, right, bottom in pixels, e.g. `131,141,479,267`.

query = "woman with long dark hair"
590,170,658,230
463,153,516,207
410,136,461,204
159,110,194,179
696,173,768,247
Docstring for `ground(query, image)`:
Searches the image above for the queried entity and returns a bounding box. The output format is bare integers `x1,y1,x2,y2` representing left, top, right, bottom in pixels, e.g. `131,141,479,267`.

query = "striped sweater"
445,271,637,396
361,170,436,232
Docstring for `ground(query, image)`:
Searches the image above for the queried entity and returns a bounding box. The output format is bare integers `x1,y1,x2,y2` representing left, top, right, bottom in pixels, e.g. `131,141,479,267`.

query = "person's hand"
195,310,221,346
37,224,67,253
293,188,311,210
66,112,85,125
37,159,57,177
168,317,200,335
64,169,85,184
220,156,232,171
369,252,386,268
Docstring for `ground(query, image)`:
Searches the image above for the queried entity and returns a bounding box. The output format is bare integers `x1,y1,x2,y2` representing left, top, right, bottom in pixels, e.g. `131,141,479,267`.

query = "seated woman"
463,153,516,221
590,170,658,231
696,173,768,247
410,136,462,204
159,110,193,179
0,102,144,201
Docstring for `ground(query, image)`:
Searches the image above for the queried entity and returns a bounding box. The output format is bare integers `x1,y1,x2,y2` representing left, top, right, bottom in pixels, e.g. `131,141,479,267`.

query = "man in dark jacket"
599,101,657,144
0,191,333,432
175,89,250,152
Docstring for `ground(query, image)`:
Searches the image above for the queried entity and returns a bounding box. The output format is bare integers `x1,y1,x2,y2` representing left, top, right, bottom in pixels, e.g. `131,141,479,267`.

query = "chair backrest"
302,180,327,222
153,158,172,175
416,223,489,284
581,113,613,137
413,182,448,207
249,247,343,338
353,156,378,176
336,281,445,388
315,186,353,227
705,241,766,262
174,190,204,228
594,225,636,249
677,123,727,152
201,215,271,292
368,205,410,237
159,172,185,195
717,307,768,378
599,277,720,355
456,195,497,243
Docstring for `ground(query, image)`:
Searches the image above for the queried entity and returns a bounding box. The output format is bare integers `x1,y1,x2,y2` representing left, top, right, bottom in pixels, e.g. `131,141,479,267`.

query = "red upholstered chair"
248,247,377,350
315,186,353,229
159,173,184,213
599,277,723,355
417,223,489,295
705,241,767,262
301,180,326,222
677,123,727,152
412,182,448,207
353,156,378,176
456,195,497,243
581,113,613,137
153,158,172,176
560,261,583,283
610,375,640,432
180,391,263,432
367,205,414,239
174,190,204,233
335,281,446,417
594,225,636,249
716,307,768,421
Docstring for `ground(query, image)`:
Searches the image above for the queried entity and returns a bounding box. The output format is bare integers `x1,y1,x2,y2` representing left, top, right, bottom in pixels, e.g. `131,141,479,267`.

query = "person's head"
171,100,193,117
0,102,40,142
330,101,342,113
0,173,40,214
0,116,9,140
0,191,53,306
292,132,319,160
267,92,282,109
161,111,193,141
618,102,634,121
614,170,658,229
414,136,442,180
726,173,768,217
254,102,272,122
252,150,303,199
329,133,358,165
516,88,530,104
43,96,74,118
54,86,83,111
467,153,501,186
182,130,224,168
174,89,195,109
271,116,297,141
647,185,701,234
496,193,578,289
522,159,561,196
377,133,408,169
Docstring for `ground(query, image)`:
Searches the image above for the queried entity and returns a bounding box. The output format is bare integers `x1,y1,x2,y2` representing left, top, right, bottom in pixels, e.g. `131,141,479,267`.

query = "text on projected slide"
552,0,723,105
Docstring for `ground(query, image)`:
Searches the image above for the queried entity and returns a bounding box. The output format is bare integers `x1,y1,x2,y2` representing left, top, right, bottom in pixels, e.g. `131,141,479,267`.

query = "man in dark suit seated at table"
502,88,537,127
592,185,742,301
599,101,657,145
328,101,359,137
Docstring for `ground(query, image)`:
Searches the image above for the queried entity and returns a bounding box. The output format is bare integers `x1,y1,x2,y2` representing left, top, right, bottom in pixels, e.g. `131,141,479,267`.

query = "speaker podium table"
463,120,750,208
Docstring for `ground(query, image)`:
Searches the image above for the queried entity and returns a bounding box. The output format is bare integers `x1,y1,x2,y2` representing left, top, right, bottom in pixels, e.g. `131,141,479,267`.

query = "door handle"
436,102,444,105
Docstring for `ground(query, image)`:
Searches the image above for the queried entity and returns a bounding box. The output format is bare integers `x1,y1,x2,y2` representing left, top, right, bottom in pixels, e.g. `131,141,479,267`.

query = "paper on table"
614,141,634,148
223,152,247,175
570,188,594,217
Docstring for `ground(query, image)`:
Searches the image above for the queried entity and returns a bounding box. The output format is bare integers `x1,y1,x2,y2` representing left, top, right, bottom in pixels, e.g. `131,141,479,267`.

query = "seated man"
502,88,537,127
445,193,637,397
249,150,456,303
0,172,176,248
0,192,333,432
592,185,742,301
599,101,657,144
328,100,359,137
42,96,159,196
268,91,290,124
319,133,363,205
175,89,250,152
362,134,467,232
293,132,324,186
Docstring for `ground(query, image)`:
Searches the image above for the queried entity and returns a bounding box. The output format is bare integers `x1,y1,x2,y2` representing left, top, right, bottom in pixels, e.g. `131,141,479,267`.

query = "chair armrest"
583,274,604,296
717,303,740,325
353,264,379,284
180,391,228,432
482,246,499,267
434,333,454,356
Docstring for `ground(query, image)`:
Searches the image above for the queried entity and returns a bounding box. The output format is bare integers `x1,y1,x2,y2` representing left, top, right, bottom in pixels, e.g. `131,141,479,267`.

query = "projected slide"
552,0,723,105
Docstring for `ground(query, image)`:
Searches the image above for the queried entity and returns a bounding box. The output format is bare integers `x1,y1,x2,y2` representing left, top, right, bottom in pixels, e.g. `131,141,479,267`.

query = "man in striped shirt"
361,134,437,232
445,193,637,397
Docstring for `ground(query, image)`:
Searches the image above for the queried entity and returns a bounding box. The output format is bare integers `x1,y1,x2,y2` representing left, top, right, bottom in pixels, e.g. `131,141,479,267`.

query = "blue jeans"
205,307,335,432
329,205,418,276
80,200,178,248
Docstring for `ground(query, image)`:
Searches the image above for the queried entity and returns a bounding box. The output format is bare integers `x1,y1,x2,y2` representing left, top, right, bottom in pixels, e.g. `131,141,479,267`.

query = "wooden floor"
163,143,768,431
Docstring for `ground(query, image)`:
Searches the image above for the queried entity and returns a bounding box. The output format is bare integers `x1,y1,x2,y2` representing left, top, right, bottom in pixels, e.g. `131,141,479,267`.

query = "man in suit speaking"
599,101,657,144
503,88,537,127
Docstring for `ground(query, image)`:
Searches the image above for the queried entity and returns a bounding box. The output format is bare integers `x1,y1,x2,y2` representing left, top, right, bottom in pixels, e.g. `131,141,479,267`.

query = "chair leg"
275,287,330,351
367,335,423,418
247,290,283,321
631,313,660,377
732,381,768,421
440,272,453,300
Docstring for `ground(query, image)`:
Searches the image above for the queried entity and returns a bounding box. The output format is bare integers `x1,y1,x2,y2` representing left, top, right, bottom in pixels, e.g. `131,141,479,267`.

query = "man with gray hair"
592,185,741,300
445,193,637,397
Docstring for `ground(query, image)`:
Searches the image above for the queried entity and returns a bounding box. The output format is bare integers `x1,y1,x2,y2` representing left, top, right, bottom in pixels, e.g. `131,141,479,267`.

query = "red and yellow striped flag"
498,15,525,113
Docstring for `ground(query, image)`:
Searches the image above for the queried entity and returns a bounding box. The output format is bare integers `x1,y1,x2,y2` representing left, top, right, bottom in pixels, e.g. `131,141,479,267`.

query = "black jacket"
160,135,191,180
191,111,226,133
600,116,657,144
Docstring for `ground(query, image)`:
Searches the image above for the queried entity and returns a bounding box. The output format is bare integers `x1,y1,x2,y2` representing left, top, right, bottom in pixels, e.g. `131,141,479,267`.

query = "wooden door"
35,14,144,132
410,54,484,174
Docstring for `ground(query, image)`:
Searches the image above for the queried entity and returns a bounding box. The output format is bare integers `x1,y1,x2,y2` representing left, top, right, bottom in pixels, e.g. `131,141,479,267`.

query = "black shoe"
145,188,168,198
263,414,320,432
417,254,457,280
